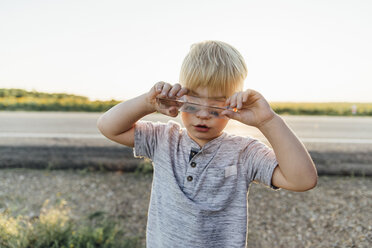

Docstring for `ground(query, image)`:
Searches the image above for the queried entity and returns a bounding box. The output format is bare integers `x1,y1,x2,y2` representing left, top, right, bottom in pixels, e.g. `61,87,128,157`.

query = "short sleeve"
241,139,279,190
133,121,165,160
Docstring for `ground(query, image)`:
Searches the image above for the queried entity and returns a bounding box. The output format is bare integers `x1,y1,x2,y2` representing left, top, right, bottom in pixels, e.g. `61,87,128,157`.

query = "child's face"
181,87,230,147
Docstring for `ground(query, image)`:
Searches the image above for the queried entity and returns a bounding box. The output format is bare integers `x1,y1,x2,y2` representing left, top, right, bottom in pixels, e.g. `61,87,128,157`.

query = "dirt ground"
0,169,370,248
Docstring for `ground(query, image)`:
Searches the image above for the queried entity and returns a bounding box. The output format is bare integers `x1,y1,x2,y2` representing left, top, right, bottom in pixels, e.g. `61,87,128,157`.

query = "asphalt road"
1,111,372,145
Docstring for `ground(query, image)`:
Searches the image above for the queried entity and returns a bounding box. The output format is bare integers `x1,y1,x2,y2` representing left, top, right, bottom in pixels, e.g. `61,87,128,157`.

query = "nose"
196,108,211,119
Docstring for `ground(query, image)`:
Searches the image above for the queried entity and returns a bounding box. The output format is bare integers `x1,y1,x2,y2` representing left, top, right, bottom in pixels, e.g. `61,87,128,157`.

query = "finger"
155,81,165,93
225,97,231,106
243,90,249,103
149,81,164,99
168,84,182,98
176,86,189,97
229,93,238,108
236,92,244,109
155,81,166,96
160,83,172,97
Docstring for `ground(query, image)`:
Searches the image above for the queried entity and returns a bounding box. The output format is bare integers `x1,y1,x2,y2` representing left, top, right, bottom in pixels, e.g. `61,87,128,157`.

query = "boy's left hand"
222,89,276,128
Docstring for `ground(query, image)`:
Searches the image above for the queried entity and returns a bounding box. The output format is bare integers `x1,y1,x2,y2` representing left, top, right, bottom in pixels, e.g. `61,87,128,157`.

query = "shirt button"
190,162,196,168
187,176,193,182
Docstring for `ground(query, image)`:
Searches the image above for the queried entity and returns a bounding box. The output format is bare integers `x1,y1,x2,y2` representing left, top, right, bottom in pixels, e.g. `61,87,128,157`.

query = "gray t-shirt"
134,120,278,248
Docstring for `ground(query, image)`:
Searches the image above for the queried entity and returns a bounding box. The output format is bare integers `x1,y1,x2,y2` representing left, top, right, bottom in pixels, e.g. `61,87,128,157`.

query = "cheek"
215,119,229,129
181,112,192,124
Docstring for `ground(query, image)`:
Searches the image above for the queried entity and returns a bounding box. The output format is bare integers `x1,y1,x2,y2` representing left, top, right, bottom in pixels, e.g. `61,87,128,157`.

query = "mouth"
194,124,210,132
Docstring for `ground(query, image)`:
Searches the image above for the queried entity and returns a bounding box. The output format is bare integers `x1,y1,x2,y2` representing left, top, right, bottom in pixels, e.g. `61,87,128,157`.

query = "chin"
195,132,219,141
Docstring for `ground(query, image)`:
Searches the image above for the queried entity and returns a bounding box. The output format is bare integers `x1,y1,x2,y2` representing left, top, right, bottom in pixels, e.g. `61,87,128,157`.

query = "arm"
222,89,318,192
97,93,153,147
97,82,188,147
257,114,317,191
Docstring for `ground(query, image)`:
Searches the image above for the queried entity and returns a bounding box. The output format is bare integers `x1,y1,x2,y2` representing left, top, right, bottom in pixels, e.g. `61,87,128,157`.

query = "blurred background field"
1,88,371,116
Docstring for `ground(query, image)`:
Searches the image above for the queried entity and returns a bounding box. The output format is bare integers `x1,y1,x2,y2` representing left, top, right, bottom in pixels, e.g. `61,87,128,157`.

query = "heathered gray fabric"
134,120,278,248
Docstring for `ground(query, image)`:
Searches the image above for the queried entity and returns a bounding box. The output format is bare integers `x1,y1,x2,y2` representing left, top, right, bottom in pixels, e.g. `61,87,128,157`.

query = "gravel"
0,169,371,247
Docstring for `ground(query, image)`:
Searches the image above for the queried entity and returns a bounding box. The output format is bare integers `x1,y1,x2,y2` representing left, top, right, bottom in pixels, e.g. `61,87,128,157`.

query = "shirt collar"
184,129,227,153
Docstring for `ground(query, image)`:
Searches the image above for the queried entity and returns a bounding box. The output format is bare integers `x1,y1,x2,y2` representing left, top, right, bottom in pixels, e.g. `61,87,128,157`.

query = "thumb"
167,106,179,117
222,110,240,120
159,106,179,117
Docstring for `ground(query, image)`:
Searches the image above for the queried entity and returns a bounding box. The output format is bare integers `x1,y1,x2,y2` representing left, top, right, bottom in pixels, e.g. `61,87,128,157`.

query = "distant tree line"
1,88,371,115
0,89,120,112
0,88,88,100
270,102,372,116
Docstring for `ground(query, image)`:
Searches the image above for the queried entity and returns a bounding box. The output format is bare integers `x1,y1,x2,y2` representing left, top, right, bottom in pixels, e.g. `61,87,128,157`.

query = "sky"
0,0,371,102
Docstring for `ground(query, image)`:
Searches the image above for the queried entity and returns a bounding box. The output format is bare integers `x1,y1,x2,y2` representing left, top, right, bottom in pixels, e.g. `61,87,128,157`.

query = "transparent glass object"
156,95,237,118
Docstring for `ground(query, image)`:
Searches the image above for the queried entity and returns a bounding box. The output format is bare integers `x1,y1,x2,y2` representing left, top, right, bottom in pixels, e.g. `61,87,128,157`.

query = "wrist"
257,112,281,133
141,93,157,114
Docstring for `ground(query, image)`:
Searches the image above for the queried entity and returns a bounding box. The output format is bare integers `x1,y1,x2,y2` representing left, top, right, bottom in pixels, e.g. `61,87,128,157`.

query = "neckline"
184,129,227,151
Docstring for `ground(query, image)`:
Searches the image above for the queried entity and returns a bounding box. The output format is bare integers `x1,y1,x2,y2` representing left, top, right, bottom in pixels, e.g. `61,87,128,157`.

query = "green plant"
135,158,153,175
0,210,30,248
0,198,142,248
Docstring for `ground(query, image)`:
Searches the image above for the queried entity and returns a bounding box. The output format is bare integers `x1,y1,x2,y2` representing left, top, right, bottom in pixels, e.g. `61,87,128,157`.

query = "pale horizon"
3,87,372,104
1,0,371,103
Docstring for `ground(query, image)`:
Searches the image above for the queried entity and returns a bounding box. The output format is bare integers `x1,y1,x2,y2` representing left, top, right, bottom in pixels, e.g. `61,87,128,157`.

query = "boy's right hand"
146,81,188,117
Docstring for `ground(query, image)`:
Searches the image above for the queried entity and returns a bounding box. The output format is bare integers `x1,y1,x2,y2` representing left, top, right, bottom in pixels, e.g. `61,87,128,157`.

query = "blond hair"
179,40,247,97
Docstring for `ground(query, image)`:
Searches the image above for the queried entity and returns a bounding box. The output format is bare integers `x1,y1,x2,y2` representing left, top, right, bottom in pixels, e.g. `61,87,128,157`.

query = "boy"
97,40,317,248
